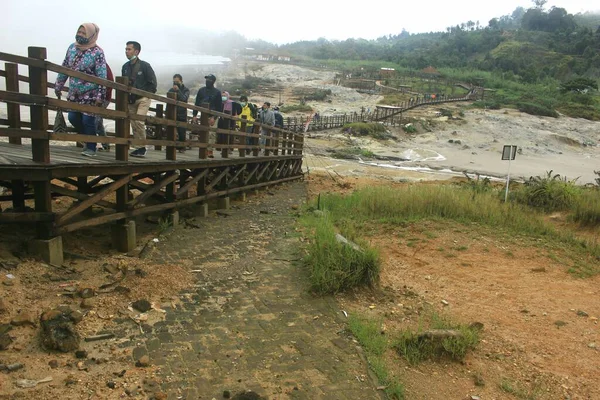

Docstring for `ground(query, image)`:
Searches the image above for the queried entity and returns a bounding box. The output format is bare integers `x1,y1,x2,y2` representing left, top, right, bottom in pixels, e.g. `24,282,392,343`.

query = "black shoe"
130,148,146,158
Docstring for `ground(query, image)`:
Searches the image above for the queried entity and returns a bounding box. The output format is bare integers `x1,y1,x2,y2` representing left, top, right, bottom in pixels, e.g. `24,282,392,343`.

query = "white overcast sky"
1,0,598,60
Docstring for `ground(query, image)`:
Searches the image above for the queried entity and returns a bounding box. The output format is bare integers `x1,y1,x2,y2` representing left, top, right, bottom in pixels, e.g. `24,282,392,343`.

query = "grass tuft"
393,313,480,364
301,213,380,294
348,314,405,399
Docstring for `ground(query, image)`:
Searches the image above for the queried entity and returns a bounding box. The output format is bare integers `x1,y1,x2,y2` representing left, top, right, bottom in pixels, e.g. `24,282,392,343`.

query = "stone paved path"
139,181,381,400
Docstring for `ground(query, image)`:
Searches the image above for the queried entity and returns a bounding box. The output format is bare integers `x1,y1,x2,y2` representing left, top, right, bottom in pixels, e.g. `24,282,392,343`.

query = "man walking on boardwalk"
168,73,190,153
122,41,157,158
192,74,222,158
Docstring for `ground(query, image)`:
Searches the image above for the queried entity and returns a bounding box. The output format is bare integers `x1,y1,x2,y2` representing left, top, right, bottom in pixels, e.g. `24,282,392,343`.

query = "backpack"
105,64,114,103
248,103,258,119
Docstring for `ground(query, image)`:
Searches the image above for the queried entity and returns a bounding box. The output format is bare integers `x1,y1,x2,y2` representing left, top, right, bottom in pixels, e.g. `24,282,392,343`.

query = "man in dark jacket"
122,41,157,157
192,74,222,126
168,73,190,152
273,106,284,128
192,74,222,157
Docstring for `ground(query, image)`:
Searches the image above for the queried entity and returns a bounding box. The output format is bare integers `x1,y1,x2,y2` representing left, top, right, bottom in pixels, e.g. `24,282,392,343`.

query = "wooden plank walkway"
0,141,258,167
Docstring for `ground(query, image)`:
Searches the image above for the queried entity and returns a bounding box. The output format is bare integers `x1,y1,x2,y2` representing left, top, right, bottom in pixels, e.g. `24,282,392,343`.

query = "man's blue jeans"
68,111,97,151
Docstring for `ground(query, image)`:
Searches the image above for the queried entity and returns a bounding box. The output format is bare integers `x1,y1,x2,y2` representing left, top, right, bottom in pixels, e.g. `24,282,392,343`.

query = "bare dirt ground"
307,173,600,400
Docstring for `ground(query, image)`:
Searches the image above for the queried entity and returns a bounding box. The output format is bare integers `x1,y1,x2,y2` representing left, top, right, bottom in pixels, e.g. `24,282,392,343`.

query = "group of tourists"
55,22,284,158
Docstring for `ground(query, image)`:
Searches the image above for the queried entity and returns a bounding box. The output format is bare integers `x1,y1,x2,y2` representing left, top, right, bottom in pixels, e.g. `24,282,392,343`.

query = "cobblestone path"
138,181,381,400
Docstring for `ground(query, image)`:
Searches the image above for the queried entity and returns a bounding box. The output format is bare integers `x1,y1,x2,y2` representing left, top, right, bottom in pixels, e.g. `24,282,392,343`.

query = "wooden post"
115,76,130,163
198,102,210,159
111,76,136,252
11,180,26,211
264,128,272,156
28,47,52,238
164,92,178,224
6,63,21,145
154,103,164,150
273,128,280,156
165,92,177,161
239,115,247,157
252,124,260,157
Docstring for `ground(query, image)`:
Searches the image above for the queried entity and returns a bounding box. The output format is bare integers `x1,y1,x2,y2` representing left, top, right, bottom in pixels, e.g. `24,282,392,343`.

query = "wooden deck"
0,46,305,263
0,141,298,179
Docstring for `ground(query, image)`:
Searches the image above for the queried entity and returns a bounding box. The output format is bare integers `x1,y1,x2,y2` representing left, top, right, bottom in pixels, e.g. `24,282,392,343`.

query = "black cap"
204,74,216,81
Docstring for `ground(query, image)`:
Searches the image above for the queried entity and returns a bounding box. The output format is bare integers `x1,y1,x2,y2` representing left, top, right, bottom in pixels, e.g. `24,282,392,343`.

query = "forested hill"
279,6,600,83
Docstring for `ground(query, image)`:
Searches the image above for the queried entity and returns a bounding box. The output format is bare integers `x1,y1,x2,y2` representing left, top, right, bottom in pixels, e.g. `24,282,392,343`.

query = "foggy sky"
1,0,598,65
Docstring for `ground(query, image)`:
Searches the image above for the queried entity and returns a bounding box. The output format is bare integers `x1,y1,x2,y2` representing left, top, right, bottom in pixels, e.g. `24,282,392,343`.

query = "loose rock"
0,298,9,313
40,308,80,352
80,298,94,309
11,311,36,327
132,300,152,313
135,355,150,367
79,288,95,299
75,350,88,359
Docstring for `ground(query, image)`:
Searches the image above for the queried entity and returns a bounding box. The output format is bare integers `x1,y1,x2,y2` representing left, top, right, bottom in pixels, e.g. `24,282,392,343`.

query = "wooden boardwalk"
0,46,304,264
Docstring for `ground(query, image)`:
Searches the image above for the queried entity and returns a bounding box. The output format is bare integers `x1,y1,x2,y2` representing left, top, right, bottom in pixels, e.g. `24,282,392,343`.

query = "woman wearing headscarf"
55,23,107,157
216,91,240,153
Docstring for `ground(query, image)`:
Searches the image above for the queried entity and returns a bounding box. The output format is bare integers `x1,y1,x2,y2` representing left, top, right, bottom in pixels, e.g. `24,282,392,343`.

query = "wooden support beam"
176,169,208,199
227,165,246,186
205,167,230,192
57,175,302,234
129,171,180,207
0,212,55,223
56,174,132,226
267,161,281,181
256,162,272,181
244,164,260,185
276,160,288,178
50,184,116,209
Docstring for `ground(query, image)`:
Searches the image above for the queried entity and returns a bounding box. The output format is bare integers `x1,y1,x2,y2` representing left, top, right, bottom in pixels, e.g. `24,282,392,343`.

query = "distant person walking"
217,91,241,152
122,41,157,158
258,102,275,150
237,95,256,146
54,22,107,157
273,106,284,128
168,73,190,153
192,74,222,158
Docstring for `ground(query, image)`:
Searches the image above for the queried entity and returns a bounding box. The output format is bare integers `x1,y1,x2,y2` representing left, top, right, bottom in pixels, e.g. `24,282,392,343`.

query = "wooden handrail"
0,47,307,161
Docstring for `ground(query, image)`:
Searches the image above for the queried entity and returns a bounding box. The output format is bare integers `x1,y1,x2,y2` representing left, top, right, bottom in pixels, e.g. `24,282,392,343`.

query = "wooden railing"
0,47,305,161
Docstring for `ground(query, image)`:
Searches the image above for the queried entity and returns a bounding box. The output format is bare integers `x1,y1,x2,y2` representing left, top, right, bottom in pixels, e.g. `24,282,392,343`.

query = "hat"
204,74,216,81
273,106,280,111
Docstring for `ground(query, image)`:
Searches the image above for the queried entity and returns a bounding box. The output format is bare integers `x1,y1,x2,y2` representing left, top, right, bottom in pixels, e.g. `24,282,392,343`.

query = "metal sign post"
502,145,518,202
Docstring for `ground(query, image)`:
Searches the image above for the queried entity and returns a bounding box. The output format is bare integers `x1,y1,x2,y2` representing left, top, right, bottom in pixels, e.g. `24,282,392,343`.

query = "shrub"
302,213,380,294
516,102,559,118
556,104,600,121
403,124,417,133
331,147,375,159
280,104,313,113
342,122,389,139
511,170,580,211
439,108,453,117
571,188,600,226
394,313,480,364
472,100,502,110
